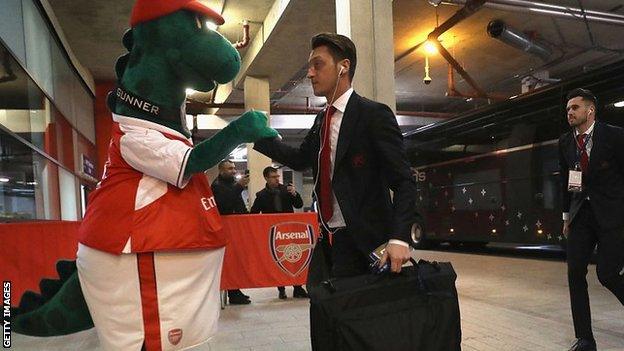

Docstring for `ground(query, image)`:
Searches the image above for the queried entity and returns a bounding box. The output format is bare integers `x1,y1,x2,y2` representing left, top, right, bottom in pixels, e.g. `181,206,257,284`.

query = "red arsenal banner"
0,213,320,301
0,221,81,303
220,213,320,290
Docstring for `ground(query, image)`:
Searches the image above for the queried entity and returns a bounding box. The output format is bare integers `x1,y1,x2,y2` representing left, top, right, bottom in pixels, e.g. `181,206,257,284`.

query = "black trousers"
306,227,370,287
567,201,624,339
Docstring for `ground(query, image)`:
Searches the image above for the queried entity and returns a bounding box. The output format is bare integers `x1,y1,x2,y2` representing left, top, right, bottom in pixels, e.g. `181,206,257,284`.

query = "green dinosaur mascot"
13,0,277,350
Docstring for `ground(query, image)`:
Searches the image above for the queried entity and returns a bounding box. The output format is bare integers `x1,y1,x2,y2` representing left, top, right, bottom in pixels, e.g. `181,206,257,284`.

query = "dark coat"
211,175,248,215
559,121,624,230
250,184,303,214
254,92,419,254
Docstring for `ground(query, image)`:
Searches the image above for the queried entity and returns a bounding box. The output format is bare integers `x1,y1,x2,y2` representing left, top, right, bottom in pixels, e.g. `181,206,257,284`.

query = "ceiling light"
206,21,218,31
229,146,247,162
0,177,9,183
185,115,194,130
423,40,438,55
614,100,624,108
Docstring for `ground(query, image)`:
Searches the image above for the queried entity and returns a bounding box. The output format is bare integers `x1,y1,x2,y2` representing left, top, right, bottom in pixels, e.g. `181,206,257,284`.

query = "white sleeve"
388,239,410,248
119,125,192,188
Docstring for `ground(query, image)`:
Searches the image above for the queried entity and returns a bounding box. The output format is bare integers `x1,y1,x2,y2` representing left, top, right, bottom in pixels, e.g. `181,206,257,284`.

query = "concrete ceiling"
47,0,624,123
47,0,275,80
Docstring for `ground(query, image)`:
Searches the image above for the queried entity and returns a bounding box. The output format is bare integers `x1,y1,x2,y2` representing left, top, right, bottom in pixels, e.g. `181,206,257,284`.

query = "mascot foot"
13,261,94,336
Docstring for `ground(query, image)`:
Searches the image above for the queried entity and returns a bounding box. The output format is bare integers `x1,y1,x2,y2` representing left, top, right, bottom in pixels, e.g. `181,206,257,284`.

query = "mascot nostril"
13,0,278,350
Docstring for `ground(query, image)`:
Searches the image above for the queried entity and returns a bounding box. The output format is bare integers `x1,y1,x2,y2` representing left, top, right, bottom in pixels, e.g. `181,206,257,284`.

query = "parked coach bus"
405,59,624,249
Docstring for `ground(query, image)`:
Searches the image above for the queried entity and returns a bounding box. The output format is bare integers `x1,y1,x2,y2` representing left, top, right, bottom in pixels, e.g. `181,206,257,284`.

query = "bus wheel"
411,223,437,249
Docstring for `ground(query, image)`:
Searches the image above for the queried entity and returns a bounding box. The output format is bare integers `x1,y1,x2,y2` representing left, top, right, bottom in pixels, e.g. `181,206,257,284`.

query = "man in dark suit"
211,159,252,304
559,88,624,351
254,33,418,284
251,166,308,299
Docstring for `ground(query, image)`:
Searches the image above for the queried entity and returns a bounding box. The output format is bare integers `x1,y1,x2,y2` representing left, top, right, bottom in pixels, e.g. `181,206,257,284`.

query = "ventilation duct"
487,20,551,61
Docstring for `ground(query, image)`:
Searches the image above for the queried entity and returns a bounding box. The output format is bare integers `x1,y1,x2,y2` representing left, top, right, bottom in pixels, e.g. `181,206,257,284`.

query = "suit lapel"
566,132,576,169
334,93,359,168
588,122,602,175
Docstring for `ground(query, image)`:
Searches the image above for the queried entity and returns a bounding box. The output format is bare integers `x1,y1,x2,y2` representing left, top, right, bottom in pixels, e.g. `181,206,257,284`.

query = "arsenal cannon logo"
269,222,315,277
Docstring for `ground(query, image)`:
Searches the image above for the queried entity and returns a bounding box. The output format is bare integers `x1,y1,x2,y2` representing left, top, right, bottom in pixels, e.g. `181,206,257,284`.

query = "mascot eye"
195,15,203,30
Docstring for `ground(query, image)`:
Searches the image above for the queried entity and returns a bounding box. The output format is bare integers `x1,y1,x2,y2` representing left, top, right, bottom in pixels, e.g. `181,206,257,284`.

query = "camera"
423,75,432,85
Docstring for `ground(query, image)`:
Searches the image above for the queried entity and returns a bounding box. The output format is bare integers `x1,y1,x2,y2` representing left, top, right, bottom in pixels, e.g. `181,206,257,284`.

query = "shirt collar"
331,87,354,114
112,113,191,141
575,121,595,137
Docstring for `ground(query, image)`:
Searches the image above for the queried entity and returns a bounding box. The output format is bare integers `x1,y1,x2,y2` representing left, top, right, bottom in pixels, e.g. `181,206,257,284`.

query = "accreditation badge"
568,169,583,192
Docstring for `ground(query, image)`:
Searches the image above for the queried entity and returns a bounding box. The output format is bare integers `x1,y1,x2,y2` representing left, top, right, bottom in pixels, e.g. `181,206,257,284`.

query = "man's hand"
562,220,570,238
380,242,411,273
238,174,250,187
286,183,296,195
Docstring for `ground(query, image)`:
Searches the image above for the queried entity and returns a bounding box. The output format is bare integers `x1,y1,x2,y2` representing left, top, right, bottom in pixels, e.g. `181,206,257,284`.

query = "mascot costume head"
13,1,276,350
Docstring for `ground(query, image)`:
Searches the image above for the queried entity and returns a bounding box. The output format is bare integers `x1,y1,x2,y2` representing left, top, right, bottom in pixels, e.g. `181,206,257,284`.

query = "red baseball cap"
130,0,225,27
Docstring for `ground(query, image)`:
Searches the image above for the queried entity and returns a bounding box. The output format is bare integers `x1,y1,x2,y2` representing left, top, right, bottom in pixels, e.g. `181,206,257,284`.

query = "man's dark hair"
311,33,357,80
263,166,278,178
566,88,598,108
218,159,234,170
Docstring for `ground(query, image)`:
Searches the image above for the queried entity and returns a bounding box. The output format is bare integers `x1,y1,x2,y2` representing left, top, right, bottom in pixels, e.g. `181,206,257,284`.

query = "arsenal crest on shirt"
168,328,183,346
269,222,315,277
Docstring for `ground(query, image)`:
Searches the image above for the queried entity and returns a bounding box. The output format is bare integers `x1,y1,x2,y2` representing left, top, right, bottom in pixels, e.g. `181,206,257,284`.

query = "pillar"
336,0,397,111
244,76,273,206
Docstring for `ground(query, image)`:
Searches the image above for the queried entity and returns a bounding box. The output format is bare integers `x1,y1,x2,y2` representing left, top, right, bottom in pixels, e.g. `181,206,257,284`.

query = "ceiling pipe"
487,19,552,61
430,38,489,98
429,0,487,38
396,0,485,62
424,0,493,99
271,105,323,114
233,20,250,49
432,0,624,26
446,62,508,100
396,111,456,118
396,0,496,100
186,100,454,119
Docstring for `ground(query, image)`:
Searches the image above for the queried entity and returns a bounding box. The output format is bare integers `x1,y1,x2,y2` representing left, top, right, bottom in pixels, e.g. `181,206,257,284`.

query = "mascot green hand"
13,1,277,349
185,110,277,175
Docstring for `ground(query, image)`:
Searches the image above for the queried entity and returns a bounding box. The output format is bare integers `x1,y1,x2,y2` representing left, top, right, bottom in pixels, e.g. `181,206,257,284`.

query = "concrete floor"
12,249,624,350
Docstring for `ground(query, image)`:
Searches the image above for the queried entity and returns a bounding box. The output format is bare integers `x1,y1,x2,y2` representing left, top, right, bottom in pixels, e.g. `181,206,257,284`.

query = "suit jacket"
559,121,624,230
254,92,419,254
250,184,303,214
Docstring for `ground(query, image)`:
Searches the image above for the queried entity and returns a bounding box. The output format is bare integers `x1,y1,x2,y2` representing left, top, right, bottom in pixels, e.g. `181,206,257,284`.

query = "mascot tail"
12,260,93,336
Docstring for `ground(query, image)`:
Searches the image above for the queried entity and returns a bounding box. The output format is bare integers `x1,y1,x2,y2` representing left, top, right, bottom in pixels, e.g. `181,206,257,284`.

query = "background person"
211,160,252,305
559,88,624,351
